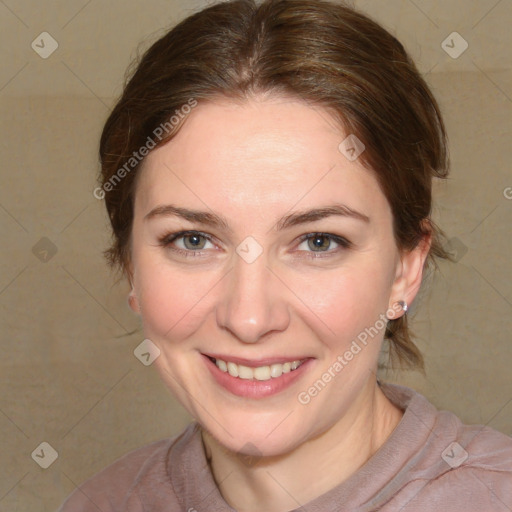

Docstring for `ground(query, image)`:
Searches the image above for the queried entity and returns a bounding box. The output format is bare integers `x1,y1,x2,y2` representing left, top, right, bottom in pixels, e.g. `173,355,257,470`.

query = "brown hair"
99,0,452,371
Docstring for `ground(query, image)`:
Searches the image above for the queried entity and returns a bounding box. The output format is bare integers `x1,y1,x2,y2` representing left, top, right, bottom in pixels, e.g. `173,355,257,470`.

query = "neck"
200,378,404,512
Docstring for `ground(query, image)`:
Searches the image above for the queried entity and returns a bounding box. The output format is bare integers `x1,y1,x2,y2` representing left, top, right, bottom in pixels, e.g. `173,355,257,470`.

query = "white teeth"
216,359,227,372
254,366,271,380
270,364,283,378
238,365,253,380
214,358,304,381
227,361,239,377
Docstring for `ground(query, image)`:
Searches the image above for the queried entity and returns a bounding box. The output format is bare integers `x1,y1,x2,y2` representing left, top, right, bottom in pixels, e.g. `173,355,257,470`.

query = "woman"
59,0,512,510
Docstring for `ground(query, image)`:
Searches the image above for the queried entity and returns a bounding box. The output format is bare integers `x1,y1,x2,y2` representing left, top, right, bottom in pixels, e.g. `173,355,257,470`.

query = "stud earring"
398,300,408,313
386,301,408,320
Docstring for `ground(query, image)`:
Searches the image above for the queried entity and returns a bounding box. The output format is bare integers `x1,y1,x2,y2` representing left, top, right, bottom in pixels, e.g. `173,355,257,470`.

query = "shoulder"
423,422,512,505
57,423,197,512
403,425,512,511
379,382,512,510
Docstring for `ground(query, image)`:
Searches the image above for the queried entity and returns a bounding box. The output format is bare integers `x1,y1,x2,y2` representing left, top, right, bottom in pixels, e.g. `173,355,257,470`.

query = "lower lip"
203,355,314,399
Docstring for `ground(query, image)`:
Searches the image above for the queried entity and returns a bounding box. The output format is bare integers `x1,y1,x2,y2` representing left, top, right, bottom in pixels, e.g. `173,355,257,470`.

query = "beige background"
0,0,511,509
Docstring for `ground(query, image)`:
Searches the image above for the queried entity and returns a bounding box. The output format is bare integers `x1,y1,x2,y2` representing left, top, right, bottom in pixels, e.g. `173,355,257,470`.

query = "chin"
202,412,310,459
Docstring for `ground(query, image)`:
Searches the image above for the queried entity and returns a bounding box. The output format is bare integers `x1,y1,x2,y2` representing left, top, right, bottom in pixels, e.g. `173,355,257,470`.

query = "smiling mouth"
206,356,306,382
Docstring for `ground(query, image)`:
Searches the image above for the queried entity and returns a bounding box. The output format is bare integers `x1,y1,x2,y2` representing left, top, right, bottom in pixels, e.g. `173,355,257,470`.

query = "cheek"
134,256,215,340
305,261,391,334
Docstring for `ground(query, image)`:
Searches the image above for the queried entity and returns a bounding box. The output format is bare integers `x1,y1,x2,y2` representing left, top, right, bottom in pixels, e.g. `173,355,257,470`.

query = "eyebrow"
143,203,370,231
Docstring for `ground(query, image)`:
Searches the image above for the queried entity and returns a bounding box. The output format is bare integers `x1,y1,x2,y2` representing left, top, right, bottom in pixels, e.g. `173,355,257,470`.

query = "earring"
398,300,408,313
386,301,408,320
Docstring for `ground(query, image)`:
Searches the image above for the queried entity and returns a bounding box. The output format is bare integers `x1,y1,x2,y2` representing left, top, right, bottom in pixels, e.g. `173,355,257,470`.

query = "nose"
216,251,290,344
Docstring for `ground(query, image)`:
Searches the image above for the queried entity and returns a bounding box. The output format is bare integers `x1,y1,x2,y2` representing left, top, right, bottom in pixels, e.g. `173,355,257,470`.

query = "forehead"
134,97,390,223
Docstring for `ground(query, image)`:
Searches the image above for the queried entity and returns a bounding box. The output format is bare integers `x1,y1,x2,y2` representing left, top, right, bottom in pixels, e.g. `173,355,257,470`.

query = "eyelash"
157,230,352,259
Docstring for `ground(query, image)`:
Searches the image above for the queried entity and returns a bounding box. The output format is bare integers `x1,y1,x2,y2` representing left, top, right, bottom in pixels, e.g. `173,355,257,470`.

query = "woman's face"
129,96,417,456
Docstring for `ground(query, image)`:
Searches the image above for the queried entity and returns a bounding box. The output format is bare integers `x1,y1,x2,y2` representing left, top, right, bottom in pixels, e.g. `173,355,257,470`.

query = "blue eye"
296,233,351,257
158,230,351,259
159,230,215,257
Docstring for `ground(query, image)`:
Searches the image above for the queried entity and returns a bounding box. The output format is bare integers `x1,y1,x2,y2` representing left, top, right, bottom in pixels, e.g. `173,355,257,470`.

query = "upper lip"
203,353,311,367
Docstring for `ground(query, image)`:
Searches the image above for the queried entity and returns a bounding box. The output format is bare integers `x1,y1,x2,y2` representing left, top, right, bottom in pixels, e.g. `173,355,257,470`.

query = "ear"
128,288,140,314
126,261,140,314
389,226,432,317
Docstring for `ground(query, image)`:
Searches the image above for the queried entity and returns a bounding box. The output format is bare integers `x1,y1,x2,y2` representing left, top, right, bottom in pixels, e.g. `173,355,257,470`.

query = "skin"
127,94,431,512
